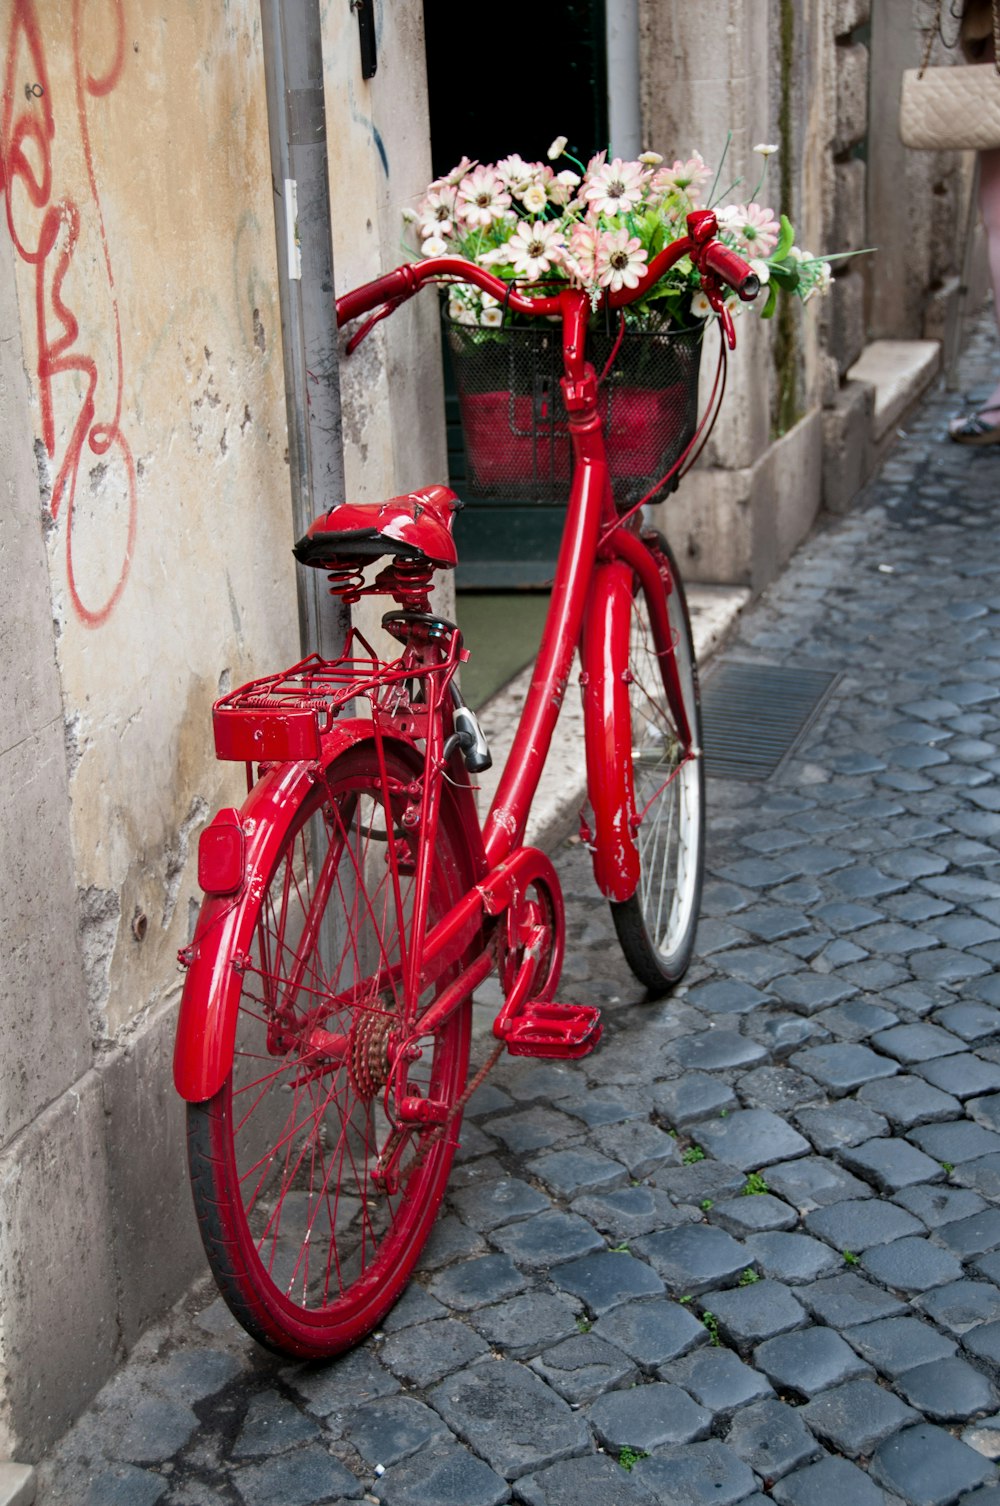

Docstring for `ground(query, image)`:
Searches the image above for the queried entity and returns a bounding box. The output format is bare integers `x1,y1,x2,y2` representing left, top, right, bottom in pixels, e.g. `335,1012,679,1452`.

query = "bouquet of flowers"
403,138,832,330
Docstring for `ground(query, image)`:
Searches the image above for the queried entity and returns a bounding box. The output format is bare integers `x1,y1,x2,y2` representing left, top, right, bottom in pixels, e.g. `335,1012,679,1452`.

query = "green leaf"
759,282,779,320
774,212,795,261
767,263,800,291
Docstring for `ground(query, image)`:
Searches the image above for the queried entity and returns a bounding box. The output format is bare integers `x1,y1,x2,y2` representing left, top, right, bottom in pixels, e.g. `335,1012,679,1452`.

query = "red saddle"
293,483,460,570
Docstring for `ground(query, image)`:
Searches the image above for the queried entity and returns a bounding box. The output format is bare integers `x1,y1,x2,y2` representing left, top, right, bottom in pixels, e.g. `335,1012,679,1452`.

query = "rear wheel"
611,534,705,992
186,744,474,1357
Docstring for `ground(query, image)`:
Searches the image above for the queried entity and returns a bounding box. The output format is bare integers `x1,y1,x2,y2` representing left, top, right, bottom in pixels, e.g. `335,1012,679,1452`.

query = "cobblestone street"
39,322,1000,1506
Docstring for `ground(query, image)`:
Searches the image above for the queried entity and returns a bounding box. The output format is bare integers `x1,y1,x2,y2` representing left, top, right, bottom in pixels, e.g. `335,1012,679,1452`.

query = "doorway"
424,2,608,701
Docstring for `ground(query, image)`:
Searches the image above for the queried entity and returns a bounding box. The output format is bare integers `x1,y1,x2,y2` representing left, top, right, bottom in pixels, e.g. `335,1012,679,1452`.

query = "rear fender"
174,721,397,1103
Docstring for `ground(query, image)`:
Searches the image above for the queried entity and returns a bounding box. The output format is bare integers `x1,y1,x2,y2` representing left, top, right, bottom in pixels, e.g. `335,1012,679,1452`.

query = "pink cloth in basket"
460,383,692,491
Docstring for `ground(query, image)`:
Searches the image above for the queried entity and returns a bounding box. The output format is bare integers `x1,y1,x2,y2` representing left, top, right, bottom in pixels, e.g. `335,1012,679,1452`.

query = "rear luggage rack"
212,633,454,763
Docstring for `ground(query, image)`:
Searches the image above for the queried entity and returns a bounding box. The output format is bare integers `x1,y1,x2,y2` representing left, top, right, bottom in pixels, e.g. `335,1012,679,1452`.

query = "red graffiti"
1,0,135,628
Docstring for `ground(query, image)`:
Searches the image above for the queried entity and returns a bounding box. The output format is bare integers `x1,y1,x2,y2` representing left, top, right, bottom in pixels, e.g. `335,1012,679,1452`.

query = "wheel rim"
221,757,468,1333
629,574,702,965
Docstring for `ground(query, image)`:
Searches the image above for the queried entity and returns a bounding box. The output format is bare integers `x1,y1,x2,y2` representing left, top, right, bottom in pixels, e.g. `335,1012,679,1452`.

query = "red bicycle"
172,208,759,1357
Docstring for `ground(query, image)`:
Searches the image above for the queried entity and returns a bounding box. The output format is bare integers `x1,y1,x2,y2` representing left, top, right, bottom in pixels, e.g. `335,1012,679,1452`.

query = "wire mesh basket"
445,313,703,507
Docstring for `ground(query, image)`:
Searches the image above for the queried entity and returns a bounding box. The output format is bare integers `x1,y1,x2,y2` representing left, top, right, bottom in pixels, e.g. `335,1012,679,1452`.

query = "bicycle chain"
397,1039,505,1181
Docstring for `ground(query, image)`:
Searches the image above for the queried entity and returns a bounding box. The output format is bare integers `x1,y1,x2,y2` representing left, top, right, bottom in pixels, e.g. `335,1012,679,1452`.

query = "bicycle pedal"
498,1002,602,1060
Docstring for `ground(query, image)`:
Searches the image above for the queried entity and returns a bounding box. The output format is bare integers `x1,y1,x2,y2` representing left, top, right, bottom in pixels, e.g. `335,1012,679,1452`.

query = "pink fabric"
460,384,692,490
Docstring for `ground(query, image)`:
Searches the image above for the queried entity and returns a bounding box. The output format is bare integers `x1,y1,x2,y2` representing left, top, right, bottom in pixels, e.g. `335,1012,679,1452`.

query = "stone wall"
639,0,969,562
639,0,831,588
0,0,439,1460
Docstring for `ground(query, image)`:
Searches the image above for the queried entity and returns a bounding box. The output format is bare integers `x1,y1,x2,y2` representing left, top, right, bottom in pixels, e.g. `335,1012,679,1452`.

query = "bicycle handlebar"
700,242,761,299
335,209,760,337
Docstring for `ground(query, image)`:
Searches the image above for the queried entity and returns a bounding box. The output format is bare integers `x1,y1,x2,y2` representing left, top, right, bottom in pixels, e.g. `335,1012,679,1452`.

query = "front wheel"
611,533,705,992
186,743,475,1357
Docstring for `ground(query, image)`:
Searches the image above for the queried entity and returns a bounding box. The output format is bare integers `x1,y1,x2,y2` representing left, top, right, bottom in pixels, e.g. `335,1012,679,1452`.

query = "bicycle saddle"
293,483,461,569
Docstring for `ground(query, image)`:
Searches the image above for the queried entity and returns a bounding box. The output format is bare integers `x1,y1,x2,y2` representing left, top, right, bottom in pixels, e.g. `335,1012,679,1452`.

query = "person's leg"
978,148,1000,408
952,148,1000,438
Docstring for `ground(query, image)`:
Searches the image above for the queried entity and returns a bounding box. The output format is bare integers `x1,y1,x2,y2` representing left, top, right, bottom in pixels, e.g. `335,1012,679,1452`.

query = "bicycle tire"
610,533,705,992
186,741,475,1358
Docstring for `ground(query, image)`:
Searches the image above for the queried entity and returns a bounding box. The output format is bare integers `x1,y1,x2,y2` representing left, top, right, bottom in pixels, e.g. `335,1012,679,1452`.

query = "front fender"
580,558,641,903
173,720,375,1104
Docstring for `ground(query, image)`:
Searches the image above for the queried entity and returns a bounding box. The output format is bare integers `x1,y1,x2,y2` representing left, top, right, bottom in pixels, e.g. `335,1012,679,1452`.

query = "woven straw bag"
900,0,1000,150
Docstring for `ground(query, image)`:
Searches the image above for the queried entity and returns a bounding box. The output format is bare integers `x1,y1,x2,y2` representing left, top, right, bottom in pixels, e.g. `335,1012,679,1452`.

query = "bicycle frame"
478,287,694,886
174,210,756,1103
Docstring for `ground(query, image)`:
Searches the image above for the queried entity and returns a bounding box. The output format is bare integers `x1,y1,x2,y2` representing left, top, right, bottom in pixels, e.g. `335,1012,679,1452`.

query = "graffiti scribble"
1,0,135,628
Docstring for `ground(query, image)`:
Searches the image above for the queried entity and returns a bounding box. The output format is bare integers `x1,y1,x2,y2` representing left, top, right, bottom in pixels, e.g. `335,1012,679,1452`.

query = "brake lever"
345,296,408,355
702,274,737,351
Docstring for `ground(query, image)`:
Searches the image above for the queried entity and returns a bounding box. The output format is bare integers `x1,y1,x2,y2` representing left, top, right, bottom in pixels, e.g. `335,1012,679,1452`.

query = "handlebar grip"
702,243,761,302
336,266,420,328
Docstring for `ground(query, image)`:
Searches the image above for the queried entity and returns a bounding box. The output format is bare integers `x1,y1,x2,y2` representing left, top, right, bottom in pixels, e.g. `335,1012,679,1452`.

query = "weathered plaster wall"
3,0,294,1048
0,219,103,1456
0,0,292,1455
0,0,442,1458
324,0,451,645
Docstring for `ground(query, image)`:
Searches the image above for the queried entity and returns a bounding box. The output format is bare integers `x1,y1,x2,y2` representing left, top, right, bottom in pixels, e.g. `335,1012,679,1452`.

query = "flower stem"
707,132,732,207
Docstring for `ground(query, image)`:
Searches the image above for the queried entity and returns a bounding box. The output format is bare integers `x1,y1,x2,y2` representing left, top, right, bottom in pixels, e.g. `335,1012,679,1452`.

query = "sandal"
949,404,1000,445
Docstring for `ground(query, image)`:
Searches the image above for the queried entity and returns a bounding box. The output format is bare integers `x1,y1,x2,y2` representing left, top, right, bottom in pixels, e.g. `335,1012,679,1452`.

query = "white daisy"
457,166,512,228
507,219,565,281
595,228,647,291
522,182,548,214
583,157,646,216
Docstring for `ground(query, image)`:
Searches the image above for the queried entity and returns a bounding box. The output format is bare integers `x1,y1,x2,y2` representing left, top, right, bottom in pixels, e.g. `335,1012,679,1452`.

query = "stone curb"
0,1463,35,1506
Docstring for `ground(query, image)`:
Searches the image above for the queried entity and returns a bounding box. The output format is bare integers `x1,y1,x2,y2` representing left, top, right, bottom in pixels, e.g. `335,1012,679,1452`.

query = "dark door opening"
424,3,608,179
423,1,608,593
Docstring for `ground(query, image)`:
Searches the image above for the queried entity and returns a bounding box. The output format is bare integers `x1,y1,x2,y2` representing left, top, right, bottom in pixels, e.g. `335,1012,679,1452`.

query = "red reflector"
198,809,245,894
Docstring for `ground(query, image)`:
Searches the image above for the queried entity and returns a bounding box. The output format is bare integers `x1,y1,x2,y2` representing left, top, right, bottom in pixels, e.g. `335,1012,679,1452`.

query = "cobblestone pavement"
40,321,1000,1505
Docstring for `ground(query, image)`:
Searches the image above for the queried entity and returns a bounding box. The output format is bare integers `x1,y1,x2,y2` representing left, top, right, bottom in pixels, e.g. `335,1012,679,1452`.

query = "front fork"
579,534,691,903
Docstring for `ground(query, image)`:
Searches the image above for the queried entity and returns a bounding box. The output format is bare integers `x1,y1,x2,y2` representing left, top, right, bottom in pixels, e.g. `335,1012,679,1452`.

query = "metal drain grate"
700,661,839,780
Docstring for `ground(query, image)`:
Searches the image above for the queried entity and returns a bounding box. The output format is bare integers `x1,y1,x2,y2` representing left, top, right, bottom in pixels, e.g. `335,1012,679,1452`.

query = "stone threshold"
847,338,941,448
0,1463,36,1506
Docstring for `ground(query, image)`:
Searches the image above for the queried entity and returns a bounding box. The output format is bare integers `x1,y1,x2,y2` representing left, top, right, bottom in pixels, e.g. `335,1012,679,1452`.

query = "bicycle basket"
445,313,703,507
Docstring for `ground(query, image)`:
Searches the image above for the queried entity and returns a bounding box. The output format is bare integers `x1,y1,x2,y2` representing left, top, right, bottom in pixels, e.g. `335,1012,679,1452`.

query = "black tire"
611,533,706,993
